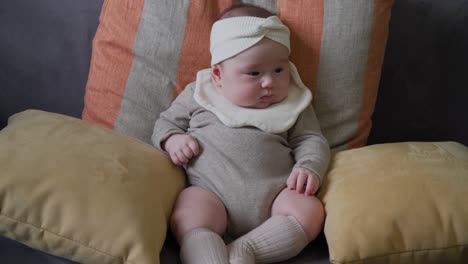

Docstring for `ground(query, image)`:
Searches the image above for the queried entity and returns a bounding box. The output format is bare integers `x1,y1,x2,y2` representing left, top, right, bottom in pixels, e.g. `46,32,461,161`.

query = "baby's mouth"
260,90,273,100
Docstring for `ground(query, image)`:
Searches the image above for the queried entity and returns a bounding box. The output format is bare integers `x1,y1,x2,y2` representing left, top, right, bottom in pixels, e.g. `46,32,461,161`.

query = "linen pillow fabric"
82,0,394,151
0,110,186,264
318,142,468,264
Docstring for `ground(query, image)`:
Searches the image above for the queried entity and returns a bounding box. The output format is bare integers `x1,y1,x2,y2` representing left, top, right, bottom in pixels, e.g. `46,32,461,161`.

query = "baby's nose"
261,75,273,88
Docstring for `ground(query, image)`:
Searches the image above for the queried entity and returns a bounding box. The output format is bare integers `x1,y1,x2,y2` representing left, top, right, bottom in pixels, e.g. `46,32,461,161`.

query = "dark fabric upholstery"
0,232,330,264
368,0,468,146
0,0,102,129
0,236,78,264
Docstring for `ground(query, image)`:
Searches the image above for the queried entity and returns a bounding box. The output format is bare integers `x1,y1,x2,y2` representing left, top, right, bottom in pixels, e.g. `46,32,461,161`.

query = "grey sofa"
0,0,467,263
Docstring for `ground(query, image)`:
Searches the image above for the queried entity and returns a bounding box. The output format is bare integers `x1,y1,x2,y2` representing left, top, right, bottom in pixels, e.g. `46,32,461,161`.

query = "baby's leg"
227,188,324,264
171,186,228,264
271,187,325,241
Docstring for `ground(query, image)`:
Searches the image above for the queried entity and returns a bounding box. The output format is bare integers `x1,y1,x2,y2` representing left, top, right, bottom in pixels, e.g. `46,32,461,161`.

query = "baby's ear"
211,65,222,87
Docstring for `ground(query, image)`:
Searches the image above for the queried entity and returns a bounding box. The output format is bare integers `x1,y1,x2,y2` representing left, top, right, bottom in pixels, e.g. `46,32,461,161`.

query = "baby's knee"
302,197,325,235
170,187,227,242
302,196,325,221
272,189,325,240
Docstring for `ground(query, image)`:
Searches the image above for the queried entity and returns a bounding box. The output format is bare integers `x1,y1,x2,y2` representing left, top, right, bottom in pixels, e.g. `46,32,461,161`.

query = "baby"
152,4,330,264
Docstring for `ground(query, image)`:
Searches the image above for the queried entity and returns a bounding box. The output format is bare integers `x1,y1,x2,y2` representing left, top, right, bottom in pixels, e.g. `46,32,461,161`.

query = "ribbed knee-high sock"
179,228,228,264
227,215,309,264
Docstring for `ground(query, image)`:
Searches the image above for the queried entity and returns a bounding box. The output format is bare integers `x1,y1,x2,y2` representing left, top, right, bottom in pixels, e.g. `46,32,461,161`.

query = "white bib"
194,62,312,133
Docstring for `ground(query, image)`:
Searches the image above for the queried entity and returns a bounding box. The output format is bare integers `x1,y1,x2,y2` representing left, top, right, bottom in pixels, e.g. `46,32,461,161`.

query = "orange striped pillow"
83,0,394,151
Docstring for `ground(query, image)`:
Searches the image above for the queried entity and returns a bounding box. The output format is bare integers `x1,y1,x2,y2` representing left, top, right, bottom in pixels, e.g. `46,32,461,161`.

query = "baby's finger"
295,172,307,193
175,150,189,164
181,145,194,159
169,152,182,166
187,139,200,156
287,171,299,190
305,176,316,196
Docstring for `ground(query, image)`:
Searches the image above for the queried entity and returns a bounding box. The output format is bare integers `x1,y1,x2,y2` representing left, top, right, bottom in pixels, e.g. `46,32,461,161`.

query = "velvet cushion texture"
368,0,468,146
0,110,186,264
82,0,394,151
0,0,102,129
318,142,468,264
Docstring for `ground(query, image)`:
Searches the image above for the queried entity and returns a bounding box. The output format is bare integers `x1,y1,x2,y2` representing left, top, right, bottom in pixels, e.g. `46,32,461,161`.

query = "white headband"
210,16,290,65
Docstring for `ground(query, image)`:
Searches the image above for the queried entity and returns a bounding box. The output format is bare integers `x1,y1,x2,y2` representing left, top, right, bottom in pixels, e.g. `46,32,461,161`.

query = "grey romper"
152,82,330,238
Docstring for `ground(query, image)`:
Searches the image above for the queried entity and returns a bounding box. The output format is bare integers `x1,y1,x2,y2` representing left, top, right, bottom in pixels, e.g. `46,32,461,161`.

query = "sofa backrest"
368,0,468,146
0,0,102,128
1,0,466,146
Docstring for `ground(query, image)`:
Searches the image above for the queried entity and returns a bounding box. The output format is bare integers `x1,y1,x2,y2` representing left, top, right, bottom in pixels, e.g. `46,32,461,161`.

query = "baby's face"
211,38,290,109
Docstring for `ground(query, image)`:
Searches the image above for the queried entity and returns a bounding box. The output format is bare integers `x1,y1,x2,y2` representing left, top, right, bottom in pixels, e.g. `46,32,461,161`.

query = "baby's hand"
287,168,320,196
162,134,200,166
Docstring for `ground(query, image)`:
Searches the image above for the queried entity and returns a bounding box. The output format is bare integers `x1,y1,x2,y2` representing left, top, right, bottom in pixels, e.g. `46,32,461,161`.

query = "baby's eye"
247,71,260,76
275,67,284,73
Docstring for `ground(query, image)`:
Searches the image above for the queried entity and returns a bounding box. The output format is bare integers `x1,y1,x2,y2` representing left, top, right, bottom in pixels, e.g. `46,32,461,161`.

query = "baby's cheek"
239,88,259,101
228,90,257,107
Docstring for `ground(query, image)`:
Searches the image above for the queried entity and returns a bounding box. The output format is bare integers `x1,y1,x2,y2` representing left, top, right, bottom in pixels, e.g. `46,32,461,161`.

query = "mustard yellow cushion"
0,110,185,264
318,142,468,264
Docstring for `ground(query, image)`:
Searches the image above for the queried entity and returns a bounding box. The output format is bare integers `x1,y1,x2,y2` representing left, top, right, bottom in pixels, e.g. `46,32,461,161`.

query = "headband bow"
210,16,290,65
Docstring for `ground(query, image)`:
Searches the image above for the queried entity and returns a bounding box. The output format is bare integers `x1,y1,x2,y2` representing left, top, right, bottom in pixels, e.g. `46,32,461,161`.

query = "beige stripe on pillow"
314,0,374,151
113,1,190,142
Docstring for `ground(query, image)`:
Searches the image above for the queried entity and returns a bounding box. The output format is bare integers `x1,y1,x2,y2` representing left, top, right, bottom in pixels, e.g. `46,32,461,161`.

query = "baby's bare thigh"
170,186,227,242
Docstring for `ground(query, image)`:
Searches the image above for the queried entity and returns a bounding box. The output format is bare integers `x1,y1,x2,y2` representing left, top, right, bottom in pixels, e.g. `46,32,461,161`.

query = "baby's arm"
152,83,200,165
287,104,331,195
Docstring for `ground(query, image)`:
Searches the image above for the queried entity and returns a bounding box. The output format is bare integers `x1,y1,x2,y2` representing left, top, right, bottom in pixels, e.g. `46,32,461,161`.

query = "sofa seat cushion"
0,110,185,264
319,142,468,264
